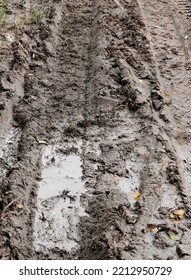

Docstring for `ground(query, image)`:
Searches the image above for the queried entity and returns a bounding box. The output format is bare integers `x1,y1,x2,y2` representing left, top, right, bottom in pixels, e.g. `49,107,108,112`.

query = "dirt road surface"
0,0,191,260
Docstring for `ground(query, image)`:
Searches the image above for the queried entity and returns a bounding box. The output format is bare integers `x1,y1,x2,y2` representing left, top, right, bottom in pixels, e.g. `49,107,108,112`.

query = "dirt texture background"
0,0,191,260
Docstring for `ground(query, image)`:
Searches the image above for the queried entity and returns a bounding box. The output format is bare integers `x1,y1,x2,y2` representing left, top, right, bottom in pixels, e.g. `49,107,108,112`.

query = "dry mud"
0,0,191,260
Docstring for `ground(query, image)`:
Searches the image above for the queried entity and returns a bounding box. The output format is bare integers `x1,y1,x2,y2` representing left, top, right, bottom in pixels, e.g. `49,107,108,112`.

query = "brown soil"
0,0,191,260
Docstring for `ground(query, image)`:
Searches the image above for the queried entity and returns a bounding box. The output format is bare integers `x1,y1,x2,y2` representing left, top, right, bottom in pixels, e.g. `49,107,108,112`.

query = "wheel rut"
136,0,191,259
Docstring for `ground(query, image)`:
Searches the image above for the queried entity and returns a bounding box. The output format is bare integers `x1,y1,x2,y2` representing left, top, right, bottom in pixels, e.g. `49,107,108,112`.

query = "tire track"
33,0,95,259
79,0,182,260
170,0,191,58
137,0,191,259
175,0,191,18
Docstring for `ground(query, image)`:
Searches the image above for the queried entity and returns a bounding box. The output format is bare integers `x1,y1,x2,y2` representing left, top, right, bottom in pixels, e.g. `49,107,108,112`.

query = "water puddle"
34,143,87,253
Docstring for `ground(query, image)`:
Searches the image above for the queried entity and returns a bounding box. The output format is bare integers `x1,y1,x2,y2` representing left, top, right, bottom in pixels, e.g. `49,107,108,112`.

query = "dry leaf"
133,192,140,200
32,53,36,59
173,209,185,218
187,58,191,63
169,209,184,219
169,213,174,219
148,224,157,230
16,203,24,209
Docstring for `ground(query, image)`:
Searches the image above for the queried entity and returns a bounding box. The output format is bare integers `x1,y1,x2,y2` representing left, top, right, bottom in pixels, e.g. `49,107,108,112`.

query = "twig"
1,197,21,219
139,125,149,132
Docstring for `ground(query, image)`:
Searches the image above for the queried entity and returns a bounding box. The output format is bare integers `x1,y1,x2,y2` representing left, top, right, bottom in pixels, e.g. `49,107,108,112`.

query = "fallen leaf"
187,58,191,63
50,210,56,217
169,213,175,219
173,209,185,218
168,230,181,241
38,140,47,145
148,224,157,230
32,53,36,59
16,203,24,209
147,252,154,260
133,192,140,200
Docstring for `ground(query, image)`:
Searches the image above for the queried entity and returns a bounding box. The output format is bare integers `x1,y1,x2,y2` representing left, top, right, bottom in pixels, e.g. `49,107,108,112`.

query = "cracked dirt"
0,0,191,260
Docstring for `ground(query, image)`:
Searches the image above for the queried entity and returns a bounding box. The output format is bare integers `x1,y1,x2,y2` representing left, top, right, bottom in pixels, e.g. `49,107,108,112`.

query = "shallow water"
34,144,87,253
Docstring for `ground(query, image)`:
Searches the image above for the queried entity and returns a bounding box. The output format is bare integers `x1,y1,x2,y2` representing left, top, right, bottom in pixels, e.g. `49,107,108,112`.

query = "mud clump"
79,192,136,260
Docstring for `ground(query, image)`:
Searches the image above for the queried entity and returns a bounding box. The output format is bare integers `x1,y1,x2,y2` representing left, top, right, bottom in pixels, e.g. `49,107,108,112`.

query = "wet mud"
0,0,191,260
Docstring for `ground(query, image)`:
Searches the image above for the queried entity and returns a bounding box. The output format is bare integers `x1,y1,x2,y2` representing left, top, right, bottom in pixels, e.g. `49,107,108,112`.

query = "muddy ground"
0,0,191,260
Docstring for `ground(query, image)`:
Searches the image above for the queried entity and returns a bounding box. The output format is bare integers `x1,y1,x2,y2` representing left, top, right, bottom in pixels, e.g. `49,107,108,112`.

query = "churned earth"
0,0,191,260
